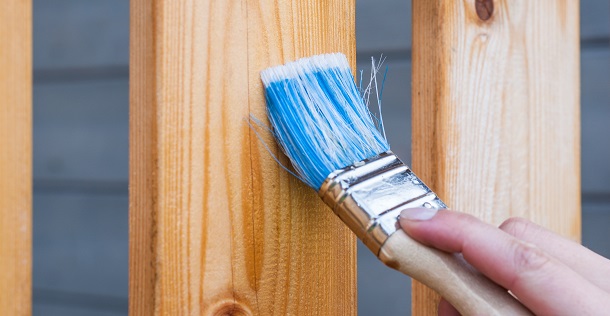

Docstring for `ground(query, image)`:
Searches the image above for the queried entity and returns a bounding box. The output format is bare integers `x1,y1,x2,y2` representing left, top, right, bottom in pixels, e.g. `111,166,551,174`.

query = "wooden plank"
411,1,581,314
129,0,356,315
246,1,357,314
0,0,32,315
357,0,608,56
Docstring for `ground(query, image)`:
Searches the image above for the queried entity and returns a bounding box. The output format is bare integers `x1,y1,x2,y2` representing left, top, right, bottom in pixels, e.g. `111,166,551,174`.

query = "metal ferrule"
318,151,447,256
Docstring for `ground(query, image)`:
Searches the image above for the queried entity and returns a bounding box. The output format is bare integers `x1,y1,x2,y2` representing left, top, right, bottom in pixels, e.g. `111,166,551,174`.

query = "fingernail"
400,207,438,221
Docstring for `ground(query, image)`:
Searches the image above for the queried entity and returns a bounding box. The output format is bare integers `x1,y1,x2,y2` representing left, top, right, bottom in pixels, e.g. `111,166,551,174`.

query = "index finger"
399,209,610,315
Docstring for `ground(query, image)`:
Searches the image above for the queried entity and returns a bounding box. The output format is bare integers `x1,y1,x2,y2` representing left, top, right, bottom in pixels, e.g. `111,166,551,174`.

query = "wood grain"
411,0,580,314
0,0,32,315
129,1,356,315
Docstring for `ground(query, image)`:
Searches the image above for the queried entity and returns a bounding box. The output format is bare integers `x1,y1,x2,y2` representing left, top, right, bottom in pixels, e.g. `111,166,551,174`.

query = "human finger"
400,208,610,315
500,217,610,292
437,298,460,316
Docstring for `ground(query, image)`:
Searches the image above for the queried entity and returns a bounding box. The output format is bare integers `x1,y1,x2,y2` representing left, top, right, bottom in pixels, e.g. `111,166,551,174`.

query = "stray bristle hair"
261,53,390,190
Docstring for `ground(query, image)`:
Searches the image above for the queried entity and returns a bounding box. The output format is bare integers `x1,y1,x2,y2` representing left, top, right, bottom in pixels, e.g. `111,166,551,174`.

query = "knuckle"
499,217,532,238
510,239,551,283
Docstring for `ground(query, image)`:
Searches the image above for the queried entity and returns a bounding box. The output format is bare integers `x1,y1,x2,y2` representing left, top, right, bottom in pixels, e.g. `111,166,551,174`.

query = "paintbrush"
260,53,532,315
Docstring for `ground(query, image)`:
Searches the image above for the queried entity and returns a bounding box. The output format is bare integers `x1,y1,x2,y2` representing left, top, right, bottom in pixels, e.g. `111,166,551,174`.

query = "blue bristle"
261,53,390,190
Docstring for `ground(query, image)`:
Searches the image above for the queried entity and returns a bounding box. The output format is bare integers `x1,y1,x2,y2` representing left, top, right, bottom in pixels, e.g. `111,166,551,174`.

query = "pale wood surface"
411,0,581,314
0,0,32,315
129,1,356,315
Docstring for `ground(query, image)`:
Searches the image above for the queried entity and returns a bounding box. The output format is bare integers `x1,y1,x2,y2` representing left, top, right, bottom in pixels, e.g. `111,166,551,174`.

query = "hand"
399,208,610,316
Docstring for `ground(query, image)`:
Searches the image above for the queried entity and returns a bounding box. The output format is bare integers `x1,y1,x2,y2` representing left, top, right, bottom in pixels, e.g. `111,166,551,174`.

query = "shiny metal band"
318,151,447,256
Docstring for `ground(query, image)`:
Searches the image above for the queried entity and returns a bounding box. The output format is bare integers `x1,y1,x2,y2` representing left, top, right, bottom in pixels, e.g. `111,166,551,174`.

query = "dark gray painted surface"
33,194,128,297
583,202,610,259
34,80,129,182
582,0,610,41
32,1,609,315
356,0,411,53
358,240,412,315
34,0,129,70
581,48,610,193
34,304,126,316
355,60,412,164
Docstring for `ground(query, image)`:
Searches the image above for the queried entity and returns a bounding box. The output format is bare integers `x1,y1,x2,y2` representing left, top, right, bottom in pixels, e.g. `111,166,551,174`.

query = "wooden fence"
0,0,580,315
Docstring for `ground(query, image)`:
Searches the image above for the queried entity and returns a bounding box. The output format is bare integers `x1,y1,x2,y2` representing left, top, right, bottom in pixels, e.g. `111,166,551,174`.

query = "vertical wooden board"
130,0,356,315
130,1,248,314
129,1,156,314
0,0,32,315
246,1,357,314
195,1,252,313
411,0,580,314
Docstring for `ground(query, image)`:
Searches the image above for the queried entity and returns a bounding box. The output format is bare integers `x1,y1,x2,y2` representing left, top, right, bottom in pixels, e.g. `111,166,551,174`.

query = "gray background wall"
32,1,609,315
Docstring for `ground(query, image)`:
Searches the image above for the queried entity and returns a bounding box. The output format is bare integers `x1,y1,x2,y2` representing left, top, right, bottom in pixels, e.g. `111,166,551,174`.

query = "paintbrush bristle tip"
262,53,390,190
261,53,350,87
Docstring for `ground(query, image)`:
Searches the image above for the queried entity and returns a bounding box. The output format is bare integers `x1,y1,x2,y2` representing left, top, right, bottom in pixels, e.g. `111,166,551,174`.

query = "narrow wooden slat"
129,0,356,314
246,1,357,314
0,0,32,315
411,1,580,314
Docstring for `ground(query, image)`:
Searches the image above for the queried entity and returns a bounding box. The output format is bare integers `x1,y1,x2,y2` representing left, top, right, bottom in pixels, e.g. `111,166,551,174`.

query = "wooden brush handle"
378,229,533,315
